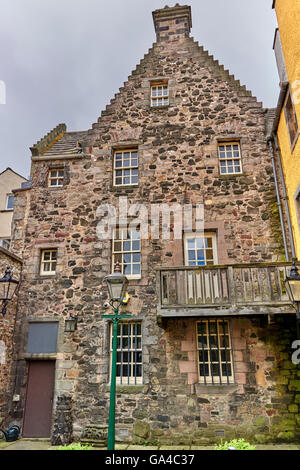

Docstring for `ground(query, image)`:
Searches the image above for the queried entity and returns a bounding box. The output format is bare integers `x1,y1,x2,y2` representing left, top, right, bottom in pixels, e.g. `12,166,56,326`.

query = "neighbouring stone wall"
0,248,22,427
51,395,73,446
8,7,296,445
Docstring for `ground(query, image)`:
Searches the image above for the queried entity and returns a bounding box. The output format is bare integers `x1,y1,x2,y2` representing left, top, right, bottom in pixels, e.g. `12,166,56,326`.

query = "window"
112,226,141,279
48,169,64,187
184,233,218,266
5,194,14,210
218,142,242,175
151,83,169,107
27,322,59,354
196,319,234,385
284,89,299,150
110,322,142,385
40,249,57,275
114,150,138,187
0,239,10,250
273,28,288,83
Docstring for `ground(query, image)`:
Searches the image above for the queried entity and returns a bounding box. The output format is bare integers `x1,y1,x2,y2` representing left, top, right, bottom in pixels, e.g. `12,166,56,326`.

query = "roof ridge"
91,35,261,130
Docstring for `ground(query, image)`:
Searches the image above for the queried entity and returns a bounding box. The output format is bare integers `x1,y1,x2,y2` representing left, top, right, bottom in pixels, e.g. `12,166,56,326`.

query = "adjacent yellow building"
0,168,27,250
272,0,300,259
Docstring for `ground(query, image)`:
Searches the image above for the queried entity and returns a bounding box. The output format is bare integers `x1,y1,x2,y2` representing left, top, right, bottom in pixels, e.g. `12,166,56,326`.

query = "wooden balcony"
156,262,294,319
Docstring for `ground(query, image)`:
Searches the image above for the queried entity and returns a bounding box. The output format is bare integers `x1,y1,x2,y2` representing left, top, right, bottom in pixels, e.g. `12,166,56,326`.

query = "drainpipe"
273,133,297,259
267,138,289,261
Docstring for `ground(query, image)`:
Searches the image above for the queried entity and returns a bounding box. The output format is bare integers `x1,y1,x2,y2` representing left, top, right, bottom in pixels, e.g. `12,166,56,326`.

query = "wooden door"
22,361,56,438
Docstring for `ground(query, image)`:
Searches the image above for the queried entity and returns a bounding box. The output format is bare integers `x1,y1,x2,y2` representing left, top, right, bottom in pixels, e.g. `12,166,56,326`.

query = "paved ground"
1,439,300,450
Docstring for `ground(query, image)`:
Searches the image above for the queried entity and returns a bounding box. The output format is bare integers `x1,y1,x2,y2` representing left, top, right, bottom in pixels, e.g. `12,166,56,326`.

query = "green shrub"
214,438,256,450
57,442,93,450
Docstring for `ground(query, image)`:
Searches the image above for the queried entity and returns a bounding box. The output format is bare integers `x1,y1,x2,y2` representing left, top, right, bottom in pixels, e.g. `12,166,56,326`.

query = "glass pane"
199,363,209,377
210,350,219,362
187,238,195,249
212,364,220,376
115,178,122,185
196,238,204,248
124,177,130,185
197,338,208,349
209,336,218,348
221,350,231,362
123,253,132,263
134,364,142,377
188,251,196,261
132,241,140,251
132,264,141,275
132,176,138,184
134,351,142,362
123,241,131,251
222,364,231,376
208,322,217,334
197,322,207,335
124,264,131,275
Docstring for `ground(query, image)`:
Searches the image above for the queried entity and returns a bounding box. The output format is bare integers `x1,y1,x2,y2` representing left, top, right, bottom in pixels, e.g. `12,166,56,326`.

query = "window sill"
111,185,139,191
195,383,238,395
105,384,144,394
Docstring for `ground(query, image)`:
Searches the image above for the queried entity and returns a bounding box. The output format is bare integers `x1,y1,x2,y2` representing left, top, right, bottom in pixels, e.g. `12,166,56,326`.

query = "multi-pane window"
112,227,141,279
110,322,142,385
114,150,138,186
185,233,218,266
218,143,242,175
197,319,234,384
40,249,57,275
5,194,14,210
151,83,169,107
48,169,64,187
284,89,299,150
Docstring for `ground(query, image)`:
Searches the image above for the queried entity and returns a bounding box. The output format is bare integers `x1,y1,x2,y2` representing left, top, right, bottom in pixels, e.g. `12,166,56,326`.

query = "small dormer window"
48,169,64,187
151,82,169,107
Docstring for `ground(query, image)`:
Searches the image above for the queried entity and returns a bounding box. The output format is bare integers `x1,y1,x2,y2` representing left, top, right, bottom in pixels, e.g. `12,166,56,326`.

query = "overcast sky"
0,0,278,178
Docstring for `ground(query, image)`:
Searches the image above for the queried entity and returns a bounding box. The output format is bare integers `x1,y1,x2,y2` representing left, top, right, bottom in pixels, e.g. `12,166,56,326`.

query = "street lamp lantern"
285,259,300,338
0,266,19,316
102,261,131,451
105,261,128,304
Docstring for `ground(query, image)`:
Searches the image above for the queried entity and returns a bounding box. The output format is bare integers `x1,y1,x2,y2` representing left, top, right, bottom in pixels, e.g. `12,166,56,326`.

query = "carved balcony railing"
156,263,294,318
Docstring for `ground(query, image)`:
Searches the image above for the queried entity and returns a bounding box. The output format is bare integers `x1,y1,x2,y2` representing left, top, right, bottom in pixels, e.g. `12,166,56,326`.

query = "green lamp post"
102,261,130,450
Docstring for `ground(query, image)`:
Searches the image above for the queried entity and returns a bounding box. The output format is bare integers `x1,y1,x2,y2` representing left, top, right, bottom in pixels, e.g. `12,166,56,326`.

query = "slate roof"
42,131,87,156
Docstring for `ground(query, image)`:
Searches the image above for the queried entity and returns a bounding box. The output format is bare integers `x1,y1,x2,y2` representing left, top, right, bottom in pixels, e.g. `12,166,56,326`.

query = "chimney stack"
152,4,192,42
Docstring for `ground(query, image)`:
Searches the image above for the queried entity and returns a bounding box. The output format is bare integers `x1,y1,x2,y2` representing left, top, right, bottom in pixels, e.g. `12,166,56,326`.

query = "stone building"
4,5,300,445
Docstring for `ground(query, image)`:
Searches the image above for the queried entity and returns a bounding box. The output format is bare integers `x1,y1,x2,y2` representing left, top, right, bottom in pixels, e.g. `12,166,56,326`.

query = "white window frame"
110,321,143,385
5,194,14,210
151,83,169,107
218,142,243,175
184,232,218,267
113,149,138,187
48,169,64,187
196,319,234,385
40,249,57,276
112,226,141,280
